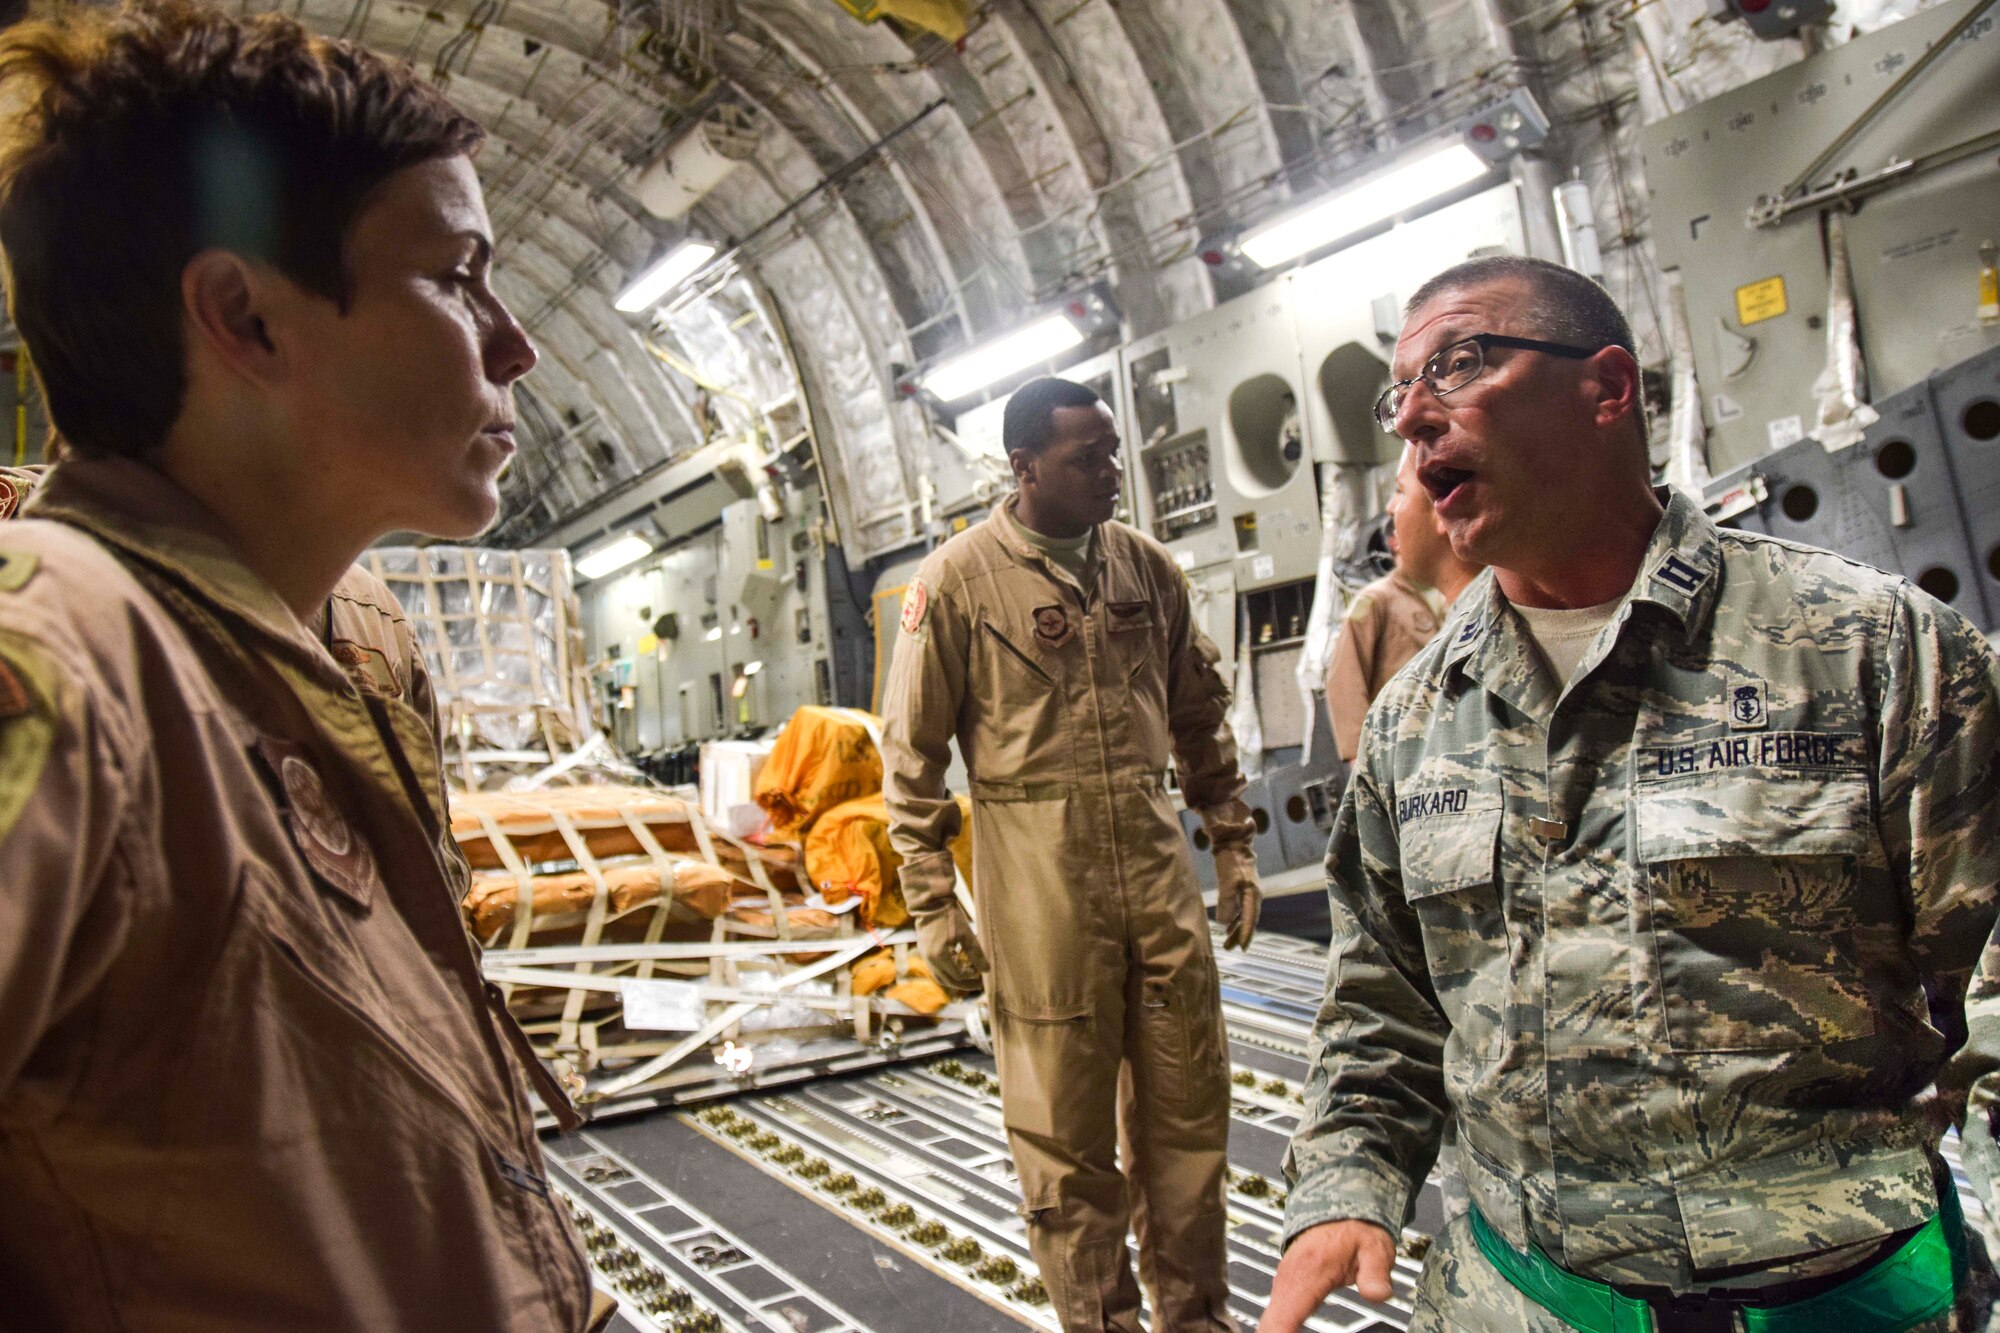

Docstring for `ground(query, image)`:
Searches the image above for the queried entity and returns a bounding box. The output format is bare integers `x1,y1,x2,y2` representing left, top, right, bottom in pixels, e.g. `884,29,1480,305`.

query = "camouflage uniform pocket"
1403,804,1507,1058
1636,772,1879,1051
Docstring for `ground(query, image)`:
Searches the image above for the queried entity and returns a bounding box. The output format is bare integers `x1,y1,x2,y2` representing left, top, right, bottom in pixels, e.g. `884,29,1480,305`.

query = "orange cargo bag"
803,793,972,929
753,706,883,837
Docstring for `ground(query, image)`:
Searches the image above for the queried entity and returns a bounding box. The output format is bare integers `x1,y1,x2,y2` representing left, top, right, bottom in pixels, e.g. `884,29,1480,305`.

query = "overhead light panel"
615,240,718,313
704,625,723,642
575,532,653,581
920,314,1085,403
1240,144,1491,269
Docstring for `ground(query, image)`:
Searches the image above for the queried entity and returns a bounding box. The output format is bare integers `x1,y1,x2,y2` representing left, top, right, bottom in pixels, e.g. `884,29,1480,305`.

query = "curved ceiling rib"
236,0,1931,561
730,6,983,350
958,1,1172,334
1000,0,1213,327
696,104,932,556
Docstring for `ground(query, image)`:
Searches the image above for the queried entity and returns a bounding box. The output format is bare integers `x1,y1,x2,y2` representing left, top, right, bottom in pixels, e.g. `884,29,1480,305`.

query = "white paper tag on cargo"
620,978,707,1031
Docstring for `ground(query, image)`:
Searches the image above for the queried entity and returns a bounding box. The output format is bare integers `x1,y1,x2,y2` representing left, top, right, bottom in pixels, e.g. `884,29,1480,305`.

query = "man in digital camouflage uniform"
1261,255,2000,1333
883,376,1260,1332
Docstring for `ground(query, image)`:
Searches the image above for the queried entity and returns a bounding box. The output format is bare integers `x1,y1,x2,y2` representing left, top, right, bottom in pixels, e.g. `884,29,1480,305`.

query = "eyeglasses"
1374,332,1602,434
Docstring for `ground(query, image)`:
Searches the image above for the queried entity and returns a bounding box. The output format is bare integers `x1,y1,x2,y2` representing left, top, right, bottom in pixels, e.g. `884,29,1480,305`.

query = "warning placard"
1735,276,1789,325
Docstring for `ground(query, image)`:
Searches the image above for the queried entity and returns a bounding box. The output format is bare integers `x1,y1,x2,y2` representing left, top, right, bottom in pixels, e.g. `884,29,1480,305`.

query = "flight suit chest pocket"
1635,758,1879,1052
1103,600,1156,683
1399,797,1505,1055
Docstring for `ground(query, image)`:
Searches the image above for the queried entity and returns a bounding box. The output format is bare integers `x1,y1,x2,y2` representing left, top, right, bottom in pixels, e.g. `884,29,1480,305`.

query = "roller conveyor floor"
561,930,1985,1333
560,932,1429,1332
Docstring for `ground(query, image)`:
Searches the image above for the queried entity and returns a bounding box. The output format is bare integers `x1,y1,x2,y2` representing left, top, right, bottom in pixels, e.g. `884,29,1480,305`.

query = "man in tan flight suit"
0,4,603,1328
1323,446,1480,762
883,376,1261,1331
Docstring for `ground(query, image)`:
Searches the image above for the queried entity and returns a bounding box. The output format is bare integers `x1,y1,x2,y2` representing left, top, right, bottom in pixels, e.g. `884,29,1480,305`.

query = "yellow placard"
830,0,969,40
1735,276,1789,326
637,632,659,656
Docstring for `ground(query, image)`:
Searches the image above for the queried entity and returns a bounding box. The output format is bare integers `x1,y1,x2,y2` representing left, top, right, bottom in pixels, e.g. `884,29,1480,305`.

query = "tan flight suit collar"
21,456,358,692
1435,486,1722,720
1384,567,1448,621
991,495,1102,603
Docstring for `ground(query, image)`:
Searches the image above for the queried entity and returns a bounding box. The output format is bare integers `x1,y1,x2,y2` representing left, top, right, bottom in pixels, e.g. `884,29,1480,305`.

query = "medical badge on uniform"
1727,676,1769,730
1032,604,1074,648
901,580,928,635
256,736,380,909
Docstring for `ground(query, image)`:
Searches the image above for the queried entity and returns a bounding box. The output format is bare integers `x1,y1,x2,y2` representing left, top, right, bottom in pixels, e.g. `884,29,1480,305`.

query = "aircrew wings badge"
901,580,929,636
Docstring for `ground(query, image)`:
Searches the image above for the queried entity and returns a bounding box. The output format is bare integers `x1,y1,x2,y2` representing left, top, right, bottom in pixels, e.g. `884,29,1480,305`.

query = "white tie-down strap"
593,933,885,1097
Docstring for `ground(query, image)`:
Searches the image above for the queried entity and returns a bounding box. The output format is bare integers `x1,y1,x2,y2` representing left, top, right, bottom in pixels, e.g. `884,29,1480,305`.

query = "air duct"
632,105,759,221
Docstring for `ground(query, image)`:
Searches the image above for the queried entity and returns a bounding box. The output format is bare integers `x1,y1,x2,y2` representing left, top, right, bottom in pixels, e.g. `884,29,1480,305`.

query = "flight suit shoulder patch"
0,647,57,844
901,579,929,635
0,550,40,593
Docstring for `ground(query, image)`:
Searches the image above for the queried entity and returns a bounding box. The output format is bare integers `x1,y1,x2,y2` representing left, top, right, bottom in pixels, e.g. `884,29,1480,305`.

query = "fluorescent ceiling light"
614,240,718,313
1240,144,1491,269
743,660,763,676
704,625,723,642
920,314,1085,403
574,532,653,581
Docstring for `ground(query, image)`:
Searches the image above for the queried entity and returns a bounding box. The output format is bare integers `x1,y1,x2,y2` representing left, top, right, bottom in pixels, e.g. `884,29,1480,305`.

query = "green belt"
1468,1182,1965,1333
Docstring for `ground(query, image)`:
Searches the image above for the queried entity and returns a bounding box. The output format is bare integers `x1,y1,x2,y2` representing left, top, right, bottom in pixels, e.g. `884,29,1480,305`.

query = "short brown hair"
0,0,484,459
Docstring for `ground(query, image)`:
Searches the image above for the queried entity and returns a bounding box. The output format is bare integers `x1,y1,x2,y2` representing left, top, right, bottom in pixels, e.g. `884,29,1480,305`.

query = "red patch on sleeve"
0,659,29,718
901,580,929,634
